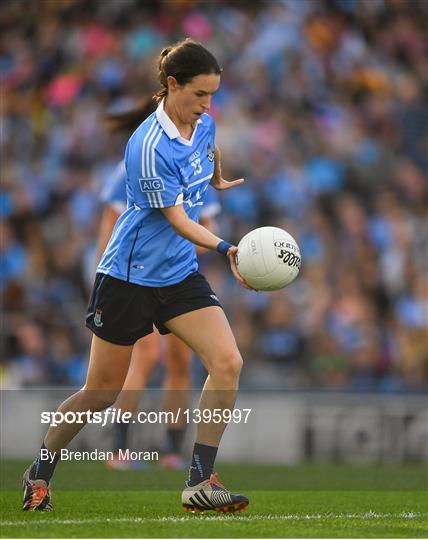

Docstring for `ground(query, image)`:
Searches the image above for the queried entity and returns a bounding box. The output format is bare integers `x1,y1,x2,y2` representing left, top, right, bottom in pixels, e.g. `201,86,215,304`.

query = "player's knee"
211,350,243,384
134,336,161,363
227,353,243,380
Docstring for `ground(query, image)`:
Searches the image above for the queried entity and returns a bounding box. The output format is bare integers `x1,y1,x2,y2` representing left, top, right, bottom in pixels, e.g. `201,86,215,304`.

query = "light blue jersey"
98,100,217,286
100,160,221,219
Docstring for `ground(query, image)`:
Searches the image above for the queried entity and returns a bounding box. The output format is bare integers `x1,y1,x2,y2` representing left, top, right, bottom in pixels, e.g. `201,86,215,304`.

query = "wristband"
216,240,233,255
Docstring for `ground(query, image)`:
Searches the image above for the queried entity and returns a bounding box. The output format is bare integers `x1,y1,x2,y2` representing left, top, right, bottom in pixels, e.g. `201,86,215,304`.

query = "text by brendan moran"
40,448,159,463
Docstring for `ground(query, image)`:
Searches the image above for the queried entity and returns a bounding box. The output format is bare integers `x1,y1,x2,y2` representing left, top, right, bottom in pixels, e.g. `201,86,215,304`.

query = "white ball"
236,227,301,291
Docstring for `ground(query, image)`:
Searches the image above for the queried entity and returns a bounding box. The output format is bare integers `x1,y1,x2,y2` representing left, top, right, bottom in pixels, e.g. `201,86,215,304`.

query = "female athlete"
23,38,251,515
99,103,222,469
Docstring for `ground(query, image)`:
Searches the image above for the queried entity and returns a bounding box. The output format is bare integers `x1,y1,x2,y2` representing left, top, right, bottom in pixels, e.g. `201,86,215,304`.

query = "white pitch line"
0,511,424,527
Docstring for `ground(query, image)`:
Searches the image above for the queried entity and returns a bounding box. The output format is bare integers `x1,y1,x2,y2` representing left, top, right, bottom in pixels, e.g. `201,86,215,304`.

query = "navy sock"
188,442,218,486
31,442,60,483
113,422,130,453
166,427,185,454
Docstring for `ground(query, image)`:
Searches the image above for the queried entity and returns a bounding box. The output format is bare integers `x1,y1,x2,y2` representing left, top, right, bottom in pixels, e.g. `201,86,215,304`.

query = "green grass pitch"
1,460,427,538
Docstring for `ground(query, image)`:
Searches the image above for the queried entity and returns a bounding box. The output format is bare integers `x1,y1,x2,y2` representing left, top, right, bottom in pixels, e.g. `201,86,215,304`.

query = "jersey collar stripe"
187,173,213,189
144,124,160,177
150,130,163,176
141,118,157,176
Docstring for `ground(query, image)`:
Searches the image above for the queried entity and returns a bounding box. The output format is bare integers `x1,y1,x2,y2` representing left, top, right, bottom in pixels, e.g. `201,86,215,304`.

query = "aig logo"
139,177,165,193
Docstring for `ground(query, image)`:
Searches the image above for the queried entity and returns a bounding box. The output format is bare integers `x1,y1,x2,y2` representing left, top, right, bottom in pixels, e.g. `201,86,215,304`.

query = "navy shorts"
85,272,222,345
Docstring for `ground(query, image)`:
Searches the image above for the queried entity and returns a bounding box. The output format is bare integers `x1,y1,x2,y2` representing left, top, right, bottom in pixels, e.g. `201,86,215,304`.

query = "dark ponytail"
156,46,174,104
154,38,221,104
104,98,157,135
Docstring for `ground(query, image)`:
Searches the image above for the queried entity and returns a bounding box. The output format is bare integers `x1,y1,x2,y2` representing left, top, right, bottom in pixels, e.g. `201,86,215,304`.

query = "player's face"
170,73,220,124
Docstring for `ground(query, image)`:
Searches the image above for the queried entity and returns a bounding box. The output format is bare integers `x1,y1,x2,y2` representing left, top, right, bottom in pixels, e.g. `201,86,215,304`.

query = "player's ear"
166,76,180,92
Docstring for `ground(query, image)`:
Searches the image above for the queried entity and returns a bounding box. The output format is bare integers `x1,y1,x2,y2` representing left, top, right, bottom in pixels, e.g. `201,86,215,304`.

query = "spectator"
1,0,427,391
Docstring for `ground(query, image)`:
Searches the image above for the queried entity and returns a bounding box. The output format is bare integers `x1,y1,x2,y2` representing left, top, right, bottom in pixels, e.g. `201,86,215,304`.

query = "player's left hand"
226,246,257,291
210,176,245,191
211,145,244,191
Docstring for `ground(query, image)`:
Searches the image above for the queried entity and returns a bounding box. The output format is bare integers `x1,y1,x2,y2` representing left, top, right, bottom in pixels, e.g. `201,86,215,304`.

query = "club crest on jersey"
139,177,165,193
207,143,215,162
94,308,103,328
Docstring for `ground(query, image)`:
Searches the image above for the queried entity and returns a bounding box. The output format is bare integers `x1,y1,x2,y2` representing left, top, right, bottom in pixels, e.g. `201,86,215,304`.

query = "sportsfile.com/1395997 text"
40,408,252,427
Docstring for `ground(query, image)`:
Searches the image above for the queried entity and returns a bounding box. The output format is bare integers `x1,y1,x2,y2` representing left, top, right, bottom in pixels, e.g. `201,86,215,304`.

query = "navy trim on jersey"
127,225,142,281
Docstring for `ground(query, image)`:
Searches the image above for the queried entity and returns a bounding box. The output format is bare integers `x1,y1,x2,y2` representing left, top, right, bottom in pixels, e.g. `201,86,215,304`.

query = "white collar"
155,99,202,146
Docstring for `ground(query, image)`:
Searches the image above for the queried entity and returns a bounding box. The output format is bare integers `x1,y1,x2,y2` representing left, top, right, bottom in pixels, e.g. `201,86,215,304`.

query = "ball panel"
236,236,259,279
240,228,268,277
236,226,301,291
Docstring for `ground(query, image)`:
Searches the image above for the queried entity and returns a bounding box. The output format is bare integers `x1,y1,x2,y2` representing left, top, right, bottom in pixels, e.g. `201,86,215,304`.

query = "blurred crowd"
1,0,427,391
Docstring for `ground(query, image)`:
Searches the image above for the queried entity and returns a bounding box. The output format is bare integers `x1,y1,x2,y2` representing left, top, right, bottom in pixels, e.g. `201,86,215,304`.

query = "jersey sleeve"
126,132,183,210
139,147,183,209
100,161,127,214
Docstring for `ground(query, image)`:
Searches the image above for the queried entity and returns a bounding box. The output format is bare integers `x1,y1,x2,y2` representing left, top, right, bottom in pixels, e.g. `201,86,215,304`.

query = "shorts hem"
157,298,223,331
85,323,151,346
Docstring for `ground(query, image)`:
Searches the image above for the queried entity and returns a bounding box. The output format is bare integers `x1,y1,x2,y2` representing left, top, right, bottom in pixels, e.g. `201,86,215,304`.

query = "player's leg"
45,336,133,450
23,335,133,510
161,334,192,468
164,306,248,513
165,306,242,445
107,331,161,469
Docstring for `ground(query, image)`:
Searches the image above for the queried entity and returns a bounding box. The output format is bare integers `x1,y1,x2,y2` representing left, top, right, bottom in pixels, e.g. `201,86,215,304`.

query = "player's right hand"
226,246,257,291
